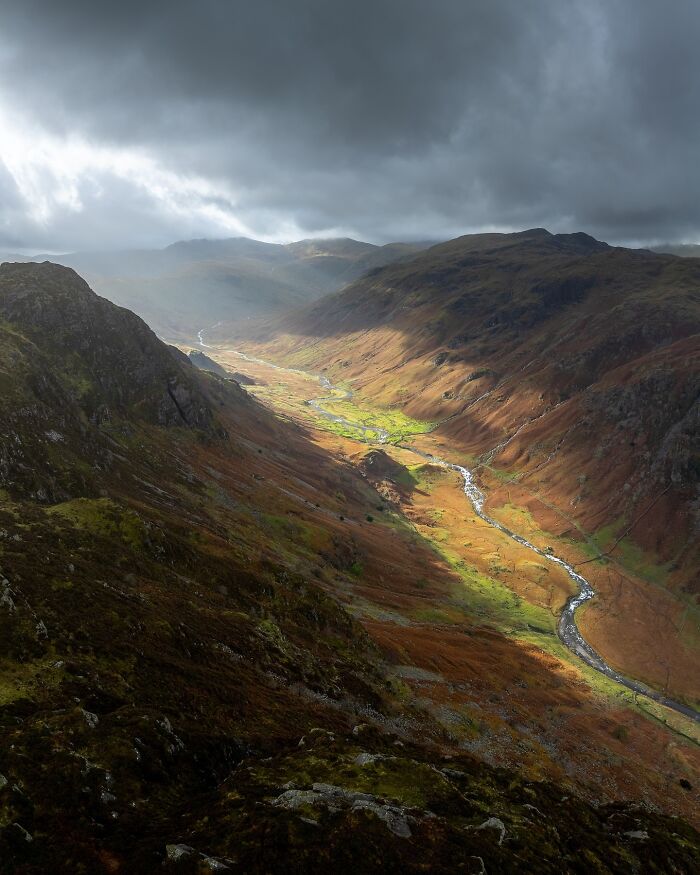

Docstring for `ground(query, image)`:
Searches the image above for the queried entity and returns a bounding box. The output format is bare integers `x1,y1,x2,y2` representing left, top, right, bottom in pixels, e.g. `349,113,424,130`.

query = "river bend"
200,331,700,725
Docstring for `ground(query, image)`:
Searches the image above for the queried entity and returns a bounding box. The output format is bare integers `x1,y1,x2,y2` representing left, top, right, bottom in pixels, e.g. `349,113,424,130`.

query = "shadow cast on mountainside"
220,230,700,597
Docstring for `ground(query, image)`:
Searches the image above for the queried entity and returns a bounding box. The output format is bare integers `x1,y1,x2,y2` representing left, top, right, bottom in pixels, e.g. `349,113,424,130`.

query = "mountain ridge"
1,235,434,340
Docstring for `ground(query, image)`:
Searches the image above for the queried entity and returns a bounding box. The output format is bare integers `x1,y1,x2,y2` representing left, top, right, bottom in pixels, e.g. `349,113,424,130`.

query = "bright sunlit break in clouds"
1,0,700,251
0,102,263,250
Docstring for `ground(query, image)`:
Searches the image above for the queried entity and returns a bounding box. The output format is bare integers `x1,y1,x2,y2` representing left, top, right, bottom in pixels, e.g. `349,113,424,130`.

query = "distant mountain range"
0,236,433,339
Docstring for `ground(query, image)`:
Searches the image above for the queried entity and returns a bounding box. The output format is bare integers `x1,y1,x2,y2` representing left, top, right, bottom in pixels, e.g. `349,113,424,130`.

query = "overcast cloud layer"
1,0,699,251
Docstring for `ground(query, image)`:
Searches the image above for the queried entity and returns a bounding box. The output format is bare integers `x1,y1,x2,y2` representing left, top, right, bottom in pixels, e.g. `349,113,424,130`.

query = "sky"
1,0,699,252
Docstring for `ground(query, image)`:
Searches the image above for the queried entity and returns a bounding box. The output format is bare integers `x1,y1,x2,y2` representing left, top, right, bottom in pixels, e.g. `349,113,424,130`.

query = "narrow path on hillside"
199,329,700,725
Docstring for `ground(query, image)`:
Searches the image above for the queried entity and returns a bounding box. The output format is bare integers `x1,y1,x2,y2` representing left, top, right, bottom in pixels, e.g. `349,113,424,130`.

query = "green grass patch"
47,498,149,550
450,559,558,637
0,658,66,706
317,398,435,444
311,417,380,443
483,464,521,483
584,516,674,586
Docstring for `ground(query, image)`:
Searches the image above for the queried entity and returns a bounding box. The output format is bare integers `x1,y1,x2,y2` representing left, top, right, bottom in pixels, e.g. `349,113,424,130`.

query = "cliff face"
0,262,225,501
0,262,216,430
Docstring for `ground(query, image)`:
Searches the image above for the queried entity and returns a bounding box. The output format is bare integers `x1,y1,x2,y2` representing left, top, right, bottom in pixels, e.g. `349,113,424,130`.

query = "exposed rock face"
272,781,414,837
0,262,215,431
189,349,229,377
0,261,224,500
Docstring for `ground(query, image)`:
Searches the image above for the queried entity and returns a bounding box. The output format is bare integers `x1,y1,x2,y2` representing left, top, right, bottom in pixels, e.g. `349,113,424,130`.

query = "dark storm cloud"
1,0,699,249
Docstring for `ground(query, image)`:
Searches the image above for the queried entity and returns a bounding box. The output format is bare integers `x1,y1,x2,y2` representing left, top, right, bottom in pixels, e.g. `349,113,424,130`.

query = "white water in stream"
199,329,700,724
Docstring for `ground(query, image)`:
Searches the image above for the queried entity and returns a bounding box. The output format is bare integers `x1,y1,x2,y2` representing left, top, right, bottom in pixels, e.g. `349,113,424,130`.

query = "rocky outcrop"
0,262,217,433
188,349,229,377
273,781,415,837
0,262,228,500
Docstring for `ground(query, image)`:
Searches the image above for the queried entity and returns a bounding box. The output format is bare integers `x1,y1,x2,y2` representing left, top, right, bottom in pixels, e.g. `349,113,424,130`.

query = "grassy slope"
233,230,699,698
239,230,699,577
192,345,700,821
0,263,698,872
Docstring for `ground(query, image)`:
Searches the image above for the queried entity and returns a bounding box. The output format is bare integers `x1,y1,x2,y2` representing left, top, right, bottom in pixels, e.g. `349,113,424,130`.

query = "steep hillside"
17,237,431,339
1,262,699,873
238,230,699,589
0,262,221,502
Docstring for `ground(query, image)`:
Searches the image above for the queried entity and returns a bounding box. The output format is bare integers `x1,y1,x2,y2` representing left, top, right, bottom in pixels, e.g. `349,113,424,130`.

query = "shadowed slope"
235,230,699,589
229,230,700,710
0,262,698,872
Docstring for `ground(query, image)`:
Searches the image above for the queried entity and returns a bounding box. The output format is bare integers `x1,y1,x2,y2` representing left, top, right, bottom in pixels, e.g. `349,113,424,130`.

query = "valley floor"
188,335,700,828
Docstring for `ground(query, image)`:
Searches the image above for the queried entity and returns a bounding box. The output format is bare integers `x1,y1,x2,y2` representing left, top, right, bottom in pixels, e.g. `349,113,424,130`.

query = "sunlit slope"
1,261,698,871
239,229,700,596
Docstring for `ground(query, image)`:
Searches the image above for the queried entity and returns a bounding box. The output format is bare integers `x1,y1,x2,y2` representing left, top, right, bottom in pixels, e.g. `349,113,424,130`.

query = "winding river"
199,329,700,725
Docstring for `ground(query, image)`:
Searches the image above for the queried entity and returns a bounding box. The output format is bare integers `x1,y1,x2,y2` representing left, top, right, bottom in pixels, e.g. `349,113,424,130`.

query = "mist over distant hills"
0,236,432,340
652,243,700,258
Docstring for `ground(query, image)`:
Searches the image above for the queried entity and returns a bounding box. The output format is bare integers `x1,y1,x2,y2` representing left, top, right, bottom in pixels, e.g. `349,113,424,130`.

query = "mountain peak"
517,227,552,237
0,258,93,291
0,261,219,438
